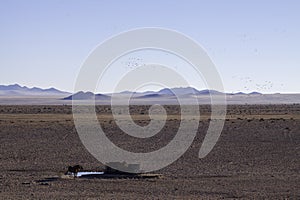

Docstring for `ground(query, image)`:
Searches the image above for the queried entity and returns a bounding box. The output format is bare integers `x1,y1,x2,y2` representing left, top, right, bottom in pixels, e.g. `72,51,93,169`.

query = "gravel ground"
1,105,299,199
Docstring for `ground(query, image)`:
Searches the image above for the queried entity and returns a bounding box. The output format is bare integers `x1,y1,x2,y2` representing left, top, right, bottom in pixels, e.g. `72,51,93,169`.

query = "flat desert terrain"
1,105,300,199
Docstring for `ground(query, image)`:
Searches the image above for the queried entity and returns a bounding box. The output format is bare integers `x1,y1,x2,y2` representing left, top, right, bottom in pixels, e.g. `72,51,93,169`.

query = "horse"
66,165,83,178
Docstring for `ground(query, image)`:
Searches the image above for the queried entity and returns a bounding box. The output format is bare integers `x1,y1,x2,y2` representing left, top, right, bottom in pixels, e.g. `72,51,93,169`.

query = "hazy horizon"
1,82,300,95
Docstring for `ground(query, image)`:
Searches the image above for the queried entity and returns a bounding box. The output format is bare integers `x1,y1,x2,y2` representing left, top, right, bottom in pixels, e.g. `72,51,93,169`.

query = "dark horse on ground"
66,165,83,178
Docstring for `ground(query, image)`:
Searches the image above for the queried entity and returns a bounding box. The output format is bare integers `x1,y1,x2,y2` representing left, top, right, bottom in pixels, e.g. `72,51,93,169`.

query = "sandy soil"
0,105,299,199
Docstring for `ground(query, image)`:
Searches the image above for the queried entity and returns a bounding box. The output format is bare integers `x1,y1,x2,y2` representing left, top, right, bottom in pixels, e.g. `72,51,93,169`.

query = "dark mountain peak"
158,88,174,95
44,87,60,92
249,92,262,95
197,89,222,95
157,87,202,96
63,91,94,100
64,91,111,100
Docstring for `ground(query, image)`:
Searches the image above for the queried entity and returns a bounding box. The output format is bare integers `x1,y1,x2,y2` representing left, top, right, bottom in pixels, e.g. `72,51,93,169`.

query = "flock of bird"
122,57,144,70
232,76,282,92
120,56,283,94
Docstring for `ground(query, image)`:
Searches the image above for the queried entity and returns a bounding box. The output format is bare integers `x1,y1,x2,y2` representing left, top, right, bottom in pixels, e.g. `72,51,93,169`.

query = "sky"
0,0,299,93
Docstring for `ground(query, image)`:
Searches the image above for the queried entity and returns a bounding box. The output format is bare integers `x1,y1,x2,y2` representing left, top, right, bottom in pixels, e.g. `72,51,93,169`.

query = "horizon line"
1,83,300,95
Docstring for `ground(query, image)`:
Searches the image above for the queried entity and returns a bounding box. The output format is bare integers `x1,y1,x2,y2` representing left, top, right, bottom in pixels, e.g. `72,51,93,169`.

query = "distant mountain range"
63,87,262,100
0,84,266,99
1,84,300,105
0,84,70,96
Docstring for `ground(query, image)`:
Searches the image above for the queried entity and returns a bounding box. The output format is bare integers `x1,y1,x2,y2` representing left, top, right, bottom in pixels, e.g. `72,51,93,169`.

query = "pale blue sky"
1,0,299,93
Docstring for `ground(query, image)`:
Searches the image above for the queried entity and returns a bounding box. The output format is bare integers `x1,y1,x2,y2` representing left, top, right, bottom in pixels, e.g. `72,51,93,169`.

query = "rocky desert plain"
1,104,300,199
